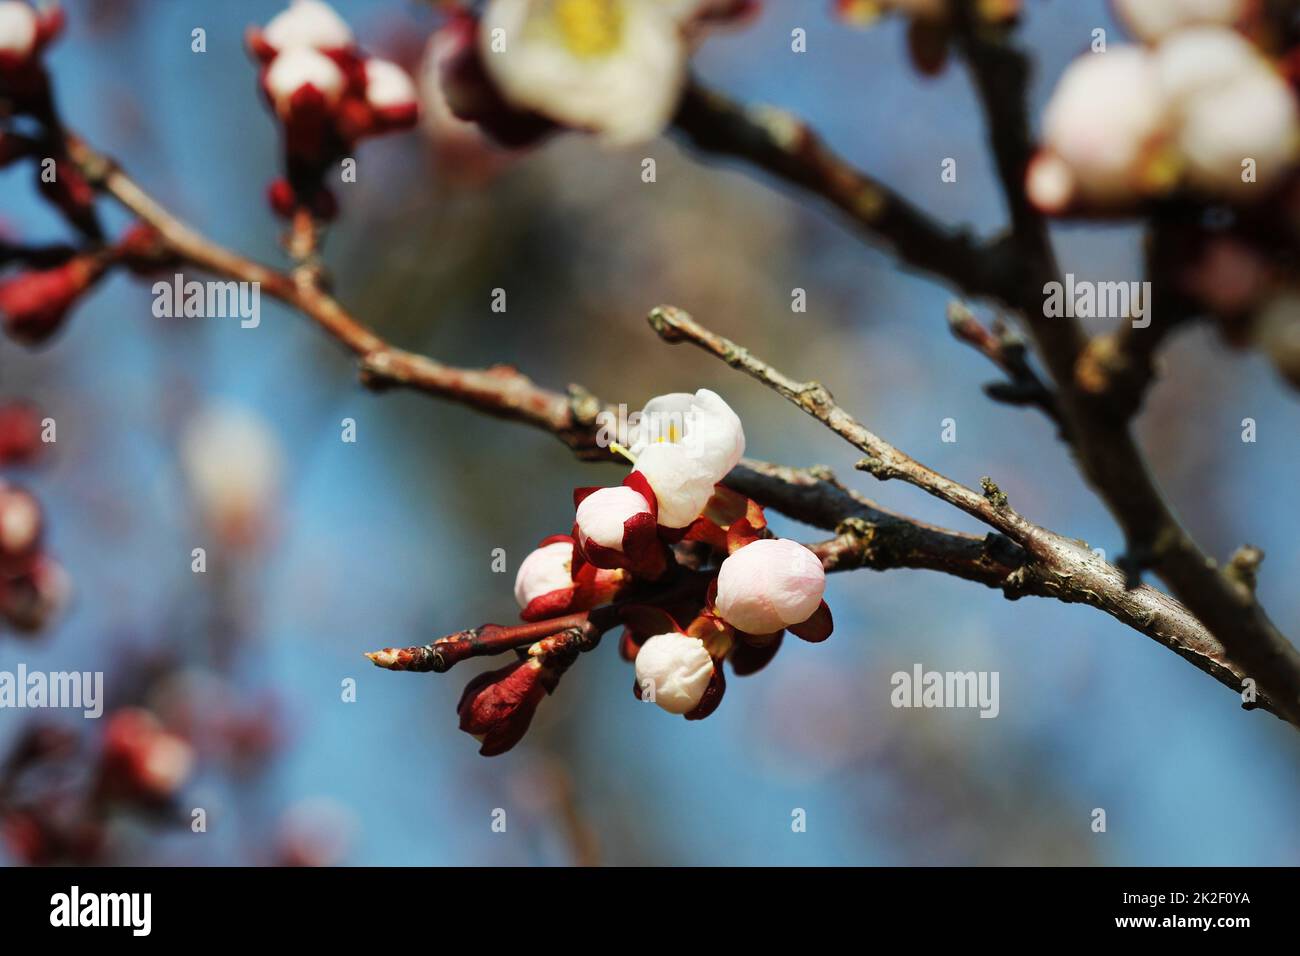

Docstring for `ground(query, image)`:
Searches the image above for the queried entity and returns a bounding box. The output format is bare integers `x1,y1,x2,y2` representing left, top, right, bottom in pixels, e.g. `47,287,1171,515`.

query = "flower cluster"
0,2,102,243
98,708,196,807
0,0,62,115
246,0,419,218
1028,3,1300,210
1,0,186,347
375,389,833,756
0,2,111,348
0,401,67,636
429,0,754,150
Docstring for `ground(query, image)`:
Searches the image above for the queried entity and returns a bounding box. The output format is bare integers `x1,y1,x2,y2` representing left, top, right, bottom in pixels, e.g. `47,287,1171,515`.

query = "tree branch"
58,122,1292,726
671,81,1020,303
647,303,1287,723
952,9,1300,727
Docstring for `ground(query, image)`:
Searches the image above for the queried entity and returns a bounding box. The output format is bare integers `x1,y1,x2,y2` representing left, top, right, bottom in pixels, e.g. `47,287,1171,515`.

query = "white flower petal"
1113,0,1244,43
263,0,354,51
265,46,346,116
0,1,37,57
575,485,651,550
627,387,744,480
513,540,574,608
479,0,687,146
1042,47,1171,202
1153,25,1259,107
364,58,418,110
634,631,713,714
1176,67,1300,194
631,441,715,528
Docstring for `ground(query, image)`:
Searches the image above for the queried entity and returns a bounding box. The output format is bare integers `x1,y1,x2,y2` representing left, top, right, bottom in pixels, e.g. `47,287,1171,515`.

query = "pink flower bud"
714,538,826,635
1177,68,1299,196
576,485,653,550
1040,47,1172,205
515,539,577,609
0,256,103,345
457,658,555,756
264,45,346,120
260,0,354,56
0,482,41,572
0,2,38,66
100,708,195,803
363,58,419,129
572,474,666,577
513,535,628,621
634,631,714,714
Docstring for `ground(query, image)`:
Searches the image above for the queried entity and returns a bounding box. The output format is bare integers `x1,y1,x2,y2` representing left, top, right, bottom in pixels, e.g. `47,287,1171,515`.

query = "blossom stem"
365,613,594,673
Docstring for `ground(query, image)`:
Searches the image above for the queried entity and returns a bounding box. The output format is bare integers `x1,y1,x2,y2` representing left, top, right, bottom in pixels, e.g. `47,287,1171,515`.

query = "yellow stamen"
610,441,637,463
551,0,624,58
652,422,681,444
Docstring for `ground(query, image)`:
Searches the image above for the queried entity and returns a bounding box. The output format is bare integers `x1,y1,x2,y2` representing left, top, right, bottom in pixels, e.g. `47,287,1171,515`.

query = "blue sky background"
1,0,1297,865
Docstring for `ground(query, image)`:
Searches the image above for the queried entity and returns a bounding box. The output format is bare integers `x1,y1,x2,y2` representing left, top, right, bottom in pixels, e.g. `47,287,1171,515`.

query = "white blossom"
478,0,687,146
628,388,744,528
628,388,744,477
631,441,717,528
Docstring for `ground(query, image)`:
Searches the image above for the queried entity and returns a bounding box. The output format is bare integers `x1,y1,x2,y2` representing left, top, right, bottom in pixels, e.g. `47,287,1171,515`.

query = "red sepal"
519,587,579,622
684,663,725,721
245,26,277,64
788,600,833,643
457,658,554,756
619,604,681,640
730,630,784,676
622,471,658,519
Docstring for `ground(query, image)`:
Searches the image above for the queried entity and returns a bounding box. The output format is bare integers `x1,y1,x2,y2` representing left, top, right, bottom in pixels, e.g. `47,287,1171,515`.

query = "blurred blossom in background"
0,0,1298,865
